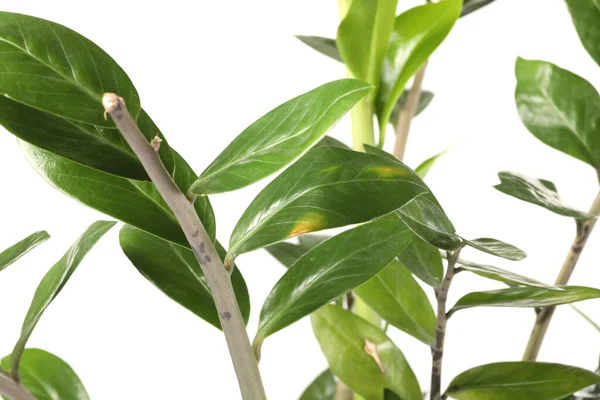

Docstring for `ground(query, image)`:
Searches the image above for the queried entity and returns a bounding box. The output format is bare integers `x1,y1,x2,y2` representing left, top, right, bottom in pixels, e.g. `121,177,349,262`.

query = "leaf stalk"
0,372,34,400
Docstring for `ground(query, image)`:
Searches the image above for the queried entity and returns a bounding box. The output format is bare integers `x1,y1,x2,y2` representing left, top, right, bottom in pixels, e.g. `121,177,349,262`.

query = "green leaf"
2,349,89,400
566,0,600,68
377,0,462,141
463,238,526,261
446,362,600,400
20,141,216,246
311,305,422,400
10,221,115,375
228,145,428,262
515,58,600,170
384,389,402,400
190,79,371,195
457,261,558,290
460,0,497,17
119,225,250,329
299,369,336,400
337,0,398,90
315,136,349,149
494,171,591,219
415,146,452,179
296,36,341,62
399,236,444,287
254,215,414,354
265,234,329,268
450,285,600,314
0,12,139,127
388,90,434,128
0,231,49,273
354,259,436,344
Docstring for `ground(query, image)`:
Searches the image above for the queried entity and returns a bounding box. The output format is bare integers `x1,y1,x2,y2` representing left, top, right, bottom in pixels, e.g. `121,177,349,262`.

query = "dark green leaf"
377,0,461,141
119,225,250,329
311,305,422,400
515,58,600,169
314,136,349,149
2,349,89,400
299,369,336,400
265,234,329,269
446,362,600,400
463,238,526,261
11,221,115,375
461,0,497,17
190,80,371,195
0,231,49,273
415,146,452,179
450,285,600,314
228,146,428,262
0,12,139,127
388,90,434,128
399,236,444,287
354,259,436,344
296,36,341,62
566,0,600,68
253,215,414,354
384,389,402,400
457,261,558,290
494,171,591,219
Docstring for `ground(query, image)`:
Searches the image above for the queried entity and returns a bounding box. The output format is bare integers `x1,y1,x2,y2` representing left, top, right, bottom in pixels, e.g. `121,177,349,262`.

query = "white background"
0,0,599,398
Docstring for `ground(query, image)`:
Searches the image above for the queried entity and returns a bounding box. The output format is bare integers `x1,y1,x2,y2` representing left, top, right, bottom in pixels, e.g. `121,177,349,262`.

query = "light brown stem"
393,62,428,160
0,372,34,400
522,190,600,361
102,94,266,400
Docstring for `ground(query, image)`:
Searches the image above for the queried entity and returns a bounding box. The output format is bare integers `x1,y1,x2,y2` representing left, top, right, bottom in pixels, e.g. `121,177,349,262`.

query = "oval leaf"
463,238,526,261
254,215,414,354
566,0,600,68
399,236,444,287
457,261,558,290
0,231,49,273
0,12,139,126
2,349,89,400
228,146,428,261
190,79,371,195
446,362,600,400
296,36,341,62
299,369,336,400
11,221,115,376
311,305,422,400
354,259,436,344
515,58,600,169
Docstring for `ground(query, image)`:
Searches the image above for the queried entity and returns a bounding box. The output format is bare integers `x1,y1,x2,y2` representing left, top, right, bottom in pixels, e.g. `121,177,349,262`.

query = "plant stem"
102,94,266,400
0,372,34,400
430,245,463,400
350,98,376,151
522,190,600,361
393,62,428,160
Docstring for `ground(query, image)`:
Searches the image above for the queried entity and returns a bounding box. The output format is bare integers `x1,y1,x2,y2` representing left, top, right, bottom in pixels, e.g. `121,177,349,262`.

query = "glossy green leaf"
2,349,89,400
515,58,600,169
0,12,139,127
296,36,341,62
190,80,371,195
311,305,422,400
315,136,349,149
450,285,600,314
463,238,526,261
461,0,497,17
254,215,414,354
299,369,336,400
383,389,402,400
388,90,434,128
354,259,436,344
566,0,600,68
377,0,461,140
563,355,600,399
21,141,216,246
228,145,428,261
457,261,558,290
446,362,600,400
11,221,115,375
494,171,591,219
415,146,452,179
399,236,444,287
119,225,250,329
0,231,49,273
265,234,329,269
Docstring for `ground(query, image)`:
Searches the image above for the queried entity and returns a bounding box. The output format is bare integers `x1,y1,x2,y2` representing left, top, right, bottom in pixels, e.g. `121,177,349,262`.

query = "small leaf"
190,79,371,195
450,285,600,314
0,12,139,126
565,0,600,68
296,36,341,62
311,305,422,400
463,238,526,261
384,389,402,400
354,259,436,344
377,0,462,141
299,369,336,400
388,90,434,128
314,136,349,149
515,58,600,170
254,215,414,354
399,236,444,287
265,234,329,269
446,362,600,400
0,231,49,273
2,349,89,400
11,221,115,376
415,146,453,179
228,146,428,261
494,171,591,219
461,0,497,17
119,225,250,329
458,261,559,290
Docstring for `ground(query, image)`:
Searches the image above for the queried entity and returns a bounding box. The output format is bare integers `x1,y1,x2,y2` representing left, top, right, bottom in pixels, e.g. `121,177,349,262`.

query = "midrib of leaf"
66,119,140,163
19,363,60,400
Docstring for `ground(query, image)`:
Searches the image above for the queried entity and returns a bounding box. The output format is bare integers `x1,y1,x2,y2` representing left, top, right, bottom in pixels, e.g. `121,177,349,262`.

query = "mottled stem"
102,94,266,400
522,190,600,361
0,372,34,400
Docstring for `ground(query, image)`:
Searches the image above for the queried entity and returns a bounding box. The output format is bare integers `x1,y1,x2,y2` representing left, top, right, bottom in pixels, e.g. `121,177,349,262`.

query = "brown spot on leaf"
364,338,386,374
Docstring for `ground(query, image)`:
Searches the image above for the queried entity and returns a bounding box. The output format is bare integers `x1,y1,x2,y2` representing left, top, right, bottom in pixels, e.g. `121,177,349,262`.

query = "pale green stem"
351,99,376,151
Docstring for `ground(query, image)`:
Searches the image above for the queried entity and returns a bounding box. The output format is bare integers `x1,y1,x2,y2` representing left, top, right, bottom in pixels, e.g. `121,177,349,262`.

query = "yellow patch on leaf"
288,214,323,238
367,166,407,178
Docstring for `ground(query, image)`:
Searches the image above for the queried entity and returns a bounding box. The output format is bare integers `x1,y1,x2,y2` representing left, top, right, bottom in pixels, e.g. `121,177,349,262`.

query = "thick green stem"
350,98,376,151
